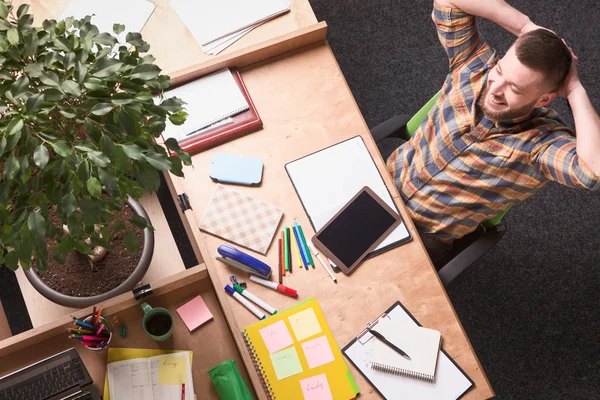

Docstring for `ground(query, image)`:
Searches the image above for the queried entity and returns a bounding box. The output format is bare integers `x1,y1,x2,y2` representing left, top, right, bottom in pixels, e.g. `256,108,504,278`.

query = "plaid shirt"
387,3,600,243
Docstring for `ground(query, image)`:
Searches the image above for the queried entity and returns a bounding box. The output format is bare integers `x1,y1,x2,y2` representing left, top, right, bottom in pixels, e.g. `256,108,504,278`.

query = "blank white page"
170,0,290,45
160,69,249,141
343,304,472,400
285,136,410,253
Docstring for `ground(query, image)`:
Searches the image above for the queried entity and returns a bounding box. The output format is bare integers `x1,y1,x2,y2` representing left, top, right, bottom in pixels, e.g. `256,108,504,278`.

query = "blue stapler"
216,244,272,279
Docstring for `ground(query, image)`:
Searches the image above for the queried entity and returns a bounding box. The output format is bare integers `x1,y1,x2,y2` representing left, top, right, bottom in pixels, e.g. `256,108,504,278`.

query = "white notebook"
286,136,411,256
160,69,249,141
342,302,473,400
371,318,442,382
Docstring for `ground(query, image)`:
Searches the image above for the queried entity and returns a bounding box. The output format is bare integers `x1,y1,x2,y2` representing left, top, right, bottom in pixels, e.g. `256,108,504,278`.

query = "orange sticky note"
176,296,213,331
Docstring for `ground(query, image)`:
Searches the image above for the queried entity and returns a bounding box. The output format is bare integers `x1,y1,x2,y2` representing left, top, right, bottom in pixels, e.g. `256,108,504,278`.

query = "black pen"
368,328,411,361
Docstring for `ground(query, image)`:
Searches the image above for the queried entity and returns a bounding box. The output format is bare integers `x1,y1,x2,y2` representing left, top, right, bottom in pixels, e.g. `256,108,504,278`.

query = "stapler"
216,244,272,279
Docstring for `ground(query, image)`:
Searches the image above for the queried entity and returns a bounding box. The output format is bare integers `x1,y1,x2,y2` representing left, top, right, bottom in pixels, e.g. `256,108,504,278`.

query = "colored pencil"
292,224,309,269
278,238,283,283
283,228,289,272
290,226,303,269
296,223,315,268
280,232,285,276
286,226,292,273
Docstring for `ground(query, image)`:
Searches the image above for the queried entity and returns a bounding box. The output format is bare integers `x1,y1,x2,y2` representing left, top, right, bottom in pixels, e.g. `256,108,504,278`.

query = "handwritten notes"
259,320,295,354
301,335,335,369
270,346,304,380
157,356,187,385
288,308,322,341
300,374,333,400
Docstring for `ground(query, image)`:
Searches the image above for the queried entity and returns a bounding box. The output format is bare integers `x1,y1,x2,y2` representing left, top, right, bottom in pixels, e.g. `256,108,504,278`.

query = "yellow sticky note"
288,308,322,341
158,356,187,385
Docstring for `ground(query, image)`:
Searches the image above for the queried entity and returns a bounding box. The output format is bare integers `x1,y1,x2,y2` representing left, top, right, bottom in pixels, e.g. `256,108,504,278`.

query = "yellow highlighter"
290,225,303,269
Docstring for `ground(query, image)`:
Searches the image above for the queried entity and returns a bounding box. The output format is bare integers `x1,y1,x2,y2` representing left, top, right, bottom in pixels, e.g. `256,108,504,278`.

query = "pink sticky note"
301,335,335,369
259,320,294,354
300,374,333,400
176,296,213,331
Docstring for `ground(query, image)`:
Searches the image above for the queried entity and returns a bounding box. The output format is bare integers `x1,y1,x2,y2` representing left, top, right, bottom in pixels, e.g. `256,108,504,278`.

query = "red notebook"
165,69,262,154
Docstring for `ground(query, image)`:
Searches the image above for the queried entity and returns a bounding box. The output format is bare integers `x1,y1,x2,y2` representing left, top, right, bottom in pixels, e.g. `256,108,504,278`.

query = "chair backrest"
407,90,511,226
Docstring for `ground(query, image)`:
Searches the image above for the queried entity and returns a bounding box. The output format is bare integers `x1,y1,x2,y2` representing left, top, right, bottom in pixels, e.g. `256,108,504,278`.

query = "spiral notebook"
242,298,359,400
370,318,441,382
342,301,473,400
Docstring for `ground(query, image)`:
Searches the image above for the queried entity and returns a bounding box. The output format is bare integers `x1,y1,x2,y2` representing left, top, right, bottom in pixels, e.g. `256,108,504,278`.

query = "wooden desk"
166,42,495,399
0,267,253,399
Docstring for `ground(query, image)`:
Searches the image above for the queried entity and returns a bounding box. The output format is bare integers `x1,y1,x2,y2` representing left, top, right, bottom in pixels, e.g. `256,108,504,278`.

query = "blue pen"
224,285,266,320
292,224,309,270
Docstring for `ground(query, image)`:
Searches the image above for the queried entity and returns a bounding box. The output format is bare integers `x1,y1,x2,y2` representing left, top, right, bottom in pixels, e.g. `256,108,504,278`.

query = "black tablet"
311,186,401,274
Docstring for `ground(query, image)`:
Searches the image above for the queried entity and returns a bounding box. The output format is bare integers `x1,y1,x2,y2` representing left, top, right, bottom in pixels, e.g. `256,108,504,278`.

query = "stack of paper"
170,0,290,55
61,0,156,43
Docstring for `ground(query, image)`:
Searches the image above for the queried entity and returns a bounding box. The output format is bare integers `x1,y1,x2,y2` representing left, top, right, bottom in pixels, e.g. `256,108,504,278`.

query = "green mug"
141,302,174,341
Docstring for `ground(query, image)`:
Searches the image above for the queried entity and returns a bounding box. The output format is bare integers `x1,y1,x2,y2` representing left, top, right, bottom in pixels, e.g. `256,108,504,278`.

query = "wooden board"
165,43,494,399
15,192,187,328
0,267,253,399
12,0,318,76
0,301,10,340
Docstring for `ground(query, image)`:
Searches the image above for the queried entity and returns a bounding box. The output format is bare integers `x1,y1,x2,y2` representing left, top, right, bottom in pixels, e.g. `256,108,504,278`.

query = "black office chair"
372,91,508,286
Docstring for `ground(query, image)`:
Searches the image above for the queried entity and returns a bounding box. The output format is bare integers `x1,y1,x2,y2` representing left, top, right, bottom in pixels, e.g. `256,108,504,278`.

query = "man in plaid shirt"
386,0,600,261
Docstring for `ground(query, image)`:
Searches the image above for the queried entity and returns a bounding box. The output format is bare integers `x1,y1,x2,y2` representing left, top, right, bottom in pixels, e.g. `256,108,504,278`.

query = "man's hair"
513,29,572,92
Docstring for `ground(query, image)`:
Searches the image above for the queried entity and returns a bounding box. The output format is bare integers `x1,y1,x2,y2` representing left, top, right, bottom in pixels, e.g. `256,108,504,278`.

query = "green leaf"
111,93,135,105
59,110,76,118
61,80,81,97
4,251,19,271
33,144,49,168
100,135,114,156
0,2,9,18
135,91,153,101
160,98,185,112
169,111,188,126
113,23,125,35
7,28,18,45
24,62,43,78
113,146,130,170
125,32,144,47
129,64,160,80
7,119,23,136
144,153,172,171
164,138,182,152
77,159,90,181
75,61,87,83
90,102,114,116
17,13,33,31
121,143,144,160
24,31,39,57
28,211,46,239
43,88,64,101
98,167,118,190
6,130,21,152
94,32,117,46
35,253,48,271
53,36,70,52
39,71,60,87
61,192,76,217
17,4,29,18
26,93,45,113
0,136,5,156
123,230,139,253
118,111,136,135
10,75,29,98
89,150,110,167
129,214,148,229
3,154,19,179
168,155,183,177
113,219,126,232
0,181,8,203
51,140,71,157
87,177,102,198
92,58,123,78
63,52,76,70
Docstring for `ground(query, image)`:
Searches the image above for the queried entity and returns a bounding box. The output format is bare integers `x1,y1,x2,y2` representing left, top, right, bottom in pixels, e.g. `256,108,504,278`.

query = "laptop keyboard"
0,358,86,400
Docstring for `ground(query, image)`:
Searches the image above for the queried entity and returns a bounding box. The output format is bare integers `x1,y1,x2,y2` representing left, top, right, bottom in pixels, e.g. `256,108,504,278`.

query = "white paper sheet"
285,136,411,254
343,304,472,400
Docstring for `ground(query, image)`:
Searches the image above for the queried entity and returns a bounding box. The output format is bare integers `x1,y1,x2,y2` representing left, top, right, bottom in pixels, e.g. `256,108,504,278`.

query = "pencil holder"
81,315,113,351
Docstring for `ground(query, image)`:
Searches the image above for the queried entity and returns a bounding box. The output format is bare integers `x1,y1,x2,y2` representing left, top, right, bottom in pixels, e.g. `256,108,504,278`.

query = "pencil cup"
81,315,112,351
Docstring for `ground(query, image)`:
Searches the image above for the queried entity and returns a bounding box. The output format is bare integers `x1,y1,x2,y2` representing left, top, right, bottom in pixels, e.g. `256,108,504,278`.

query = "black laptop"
0,348,101,400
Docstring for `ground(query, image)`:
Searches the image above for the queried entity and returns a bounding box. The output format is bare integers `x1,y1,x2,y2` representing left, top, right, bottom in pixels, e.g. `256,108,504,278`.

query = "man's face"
481,46,553,121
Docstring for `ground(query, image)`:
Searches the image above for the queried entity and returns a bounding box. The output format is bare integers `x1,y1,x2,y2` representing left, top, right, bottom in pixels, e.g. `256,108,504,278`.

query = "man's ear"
534,92,556,108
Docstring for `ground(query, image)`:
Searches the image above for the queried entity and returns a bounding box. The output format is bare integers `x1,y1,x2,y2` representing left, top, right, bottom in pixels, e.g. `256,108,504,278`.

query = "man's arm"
435,0,536,36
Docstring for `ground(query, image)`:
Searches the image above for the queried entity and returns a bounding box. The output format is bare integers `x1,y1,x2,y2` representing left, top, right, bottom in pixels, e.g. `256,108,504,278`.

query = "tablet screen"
315,190,398,268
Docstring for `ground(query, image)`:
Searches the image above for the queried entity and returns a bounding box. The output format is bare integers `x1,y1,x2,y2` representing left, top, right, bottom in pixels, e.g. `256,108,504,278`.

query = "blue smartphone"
209,154,263,185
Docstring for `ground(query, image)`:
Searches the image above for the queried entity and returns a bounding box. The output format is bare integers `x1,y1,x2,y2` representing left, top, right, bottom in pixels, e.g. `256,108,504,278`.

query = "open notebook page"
160,69,249,141
343,303,472,400
286,136,410,253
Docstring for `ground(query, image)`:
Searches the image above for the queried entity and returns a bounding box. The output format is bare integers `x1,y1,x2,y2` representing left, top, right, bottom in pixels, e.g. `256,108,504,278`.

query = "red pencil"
181,383,185,400
278,238,283,283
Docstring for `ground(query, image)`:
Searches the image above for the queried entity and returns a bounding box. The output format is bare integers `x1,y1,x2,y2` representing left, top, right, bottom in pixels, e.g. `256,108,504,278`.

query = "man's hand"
559,42,582,98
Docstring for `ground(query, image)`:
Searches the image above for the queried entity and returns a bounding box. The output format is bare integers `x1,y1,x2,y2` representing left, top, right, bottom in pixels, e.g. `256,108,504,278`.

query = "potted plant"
0,2,191,307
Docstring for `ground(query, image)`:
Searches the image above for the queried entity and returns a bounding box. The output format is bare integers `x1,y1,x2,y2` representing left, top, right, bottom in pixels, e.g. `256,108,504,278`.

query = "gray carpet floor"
1,1,599,398
308,0,600,398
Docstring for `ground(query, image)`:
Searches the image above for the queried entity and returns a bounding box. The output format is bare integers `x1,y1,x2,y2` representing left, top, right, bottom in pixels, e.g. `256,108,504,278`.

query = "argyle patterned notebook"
199,184,283,254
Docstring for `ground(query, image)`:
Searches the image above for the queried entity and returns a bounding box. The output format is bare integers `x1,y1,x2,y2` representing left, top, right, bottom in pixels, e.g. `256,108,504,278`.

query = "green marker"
233,283,277,315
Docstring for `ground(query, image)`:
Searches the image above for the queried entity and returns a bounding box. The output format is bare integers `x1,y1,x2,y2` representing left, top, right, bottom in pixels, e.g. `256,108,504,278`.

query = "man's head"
481,29,572,121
